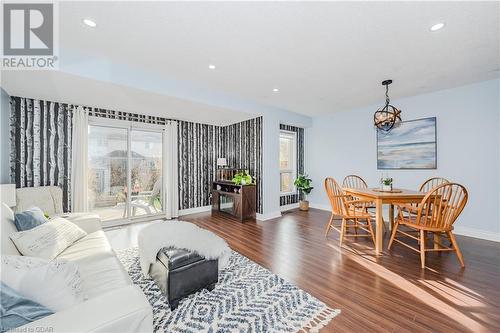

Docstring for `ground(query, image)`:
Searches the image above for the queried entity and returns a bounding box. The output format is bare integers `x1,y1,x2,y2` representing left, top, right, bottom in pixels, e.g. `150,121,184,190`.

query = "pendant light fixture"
373,80,402,132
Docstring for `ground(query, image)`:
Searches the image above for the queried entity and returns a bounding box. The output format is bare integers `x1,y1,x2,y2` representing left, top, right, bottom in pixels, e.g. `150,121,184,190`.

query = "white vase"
241,179,247,185
382,184,392,191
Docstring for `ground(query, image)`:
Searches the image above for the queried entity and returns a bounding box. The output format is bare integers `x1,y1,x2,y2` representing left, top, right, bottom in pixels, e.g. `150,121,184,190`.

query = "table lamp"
217,158,227,168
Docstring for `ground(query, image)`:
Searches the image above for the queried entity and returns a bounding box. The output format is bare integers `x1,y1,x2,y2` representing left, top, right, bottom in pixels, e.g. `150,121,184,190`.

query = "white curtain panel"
163,121,179,219
71,106,89,212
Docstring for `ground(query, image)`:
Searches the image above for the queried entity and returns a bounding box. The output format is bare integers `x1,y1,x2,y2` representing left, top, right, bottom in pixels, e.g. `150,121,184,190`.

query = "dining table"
343,187,428,255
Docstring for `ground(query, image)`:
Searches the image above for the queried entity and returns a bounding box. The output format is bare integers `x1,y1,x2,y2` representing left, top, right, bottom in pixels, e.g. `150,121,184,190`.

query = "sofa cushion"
76,256,132,299
1,203,21,256
57,230,115,263
1,255,86,312
62,213,102,234
16,186,63,217
14,207,48,231
0,282,53,332
10,217,87,260
58,231,132,299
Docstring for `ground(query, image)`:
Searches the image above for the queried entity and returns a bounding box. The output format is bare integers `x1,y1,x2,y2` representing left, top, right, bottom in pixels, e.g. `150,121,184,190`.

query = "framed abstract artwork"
377,117,437,169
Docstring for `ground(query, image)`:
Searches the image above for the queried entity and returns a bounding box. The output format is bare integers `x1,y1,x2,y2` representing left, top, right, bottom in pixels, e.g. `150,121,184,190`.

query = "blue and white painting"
377,117,437,169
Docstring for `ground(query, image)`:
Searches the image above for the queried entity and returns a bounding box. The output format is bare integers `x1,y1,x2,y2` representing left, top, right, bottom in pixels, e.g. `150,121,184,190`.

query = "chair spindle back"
342,175,368,189
324,177,348,216
419,177,449,193
416,183,468,230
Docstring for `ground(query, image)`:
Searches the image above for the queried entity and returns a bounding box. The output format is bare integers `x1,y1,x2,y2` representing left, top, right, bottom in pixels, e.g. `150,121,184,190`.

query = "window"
280,130,297,194
88,123,163,224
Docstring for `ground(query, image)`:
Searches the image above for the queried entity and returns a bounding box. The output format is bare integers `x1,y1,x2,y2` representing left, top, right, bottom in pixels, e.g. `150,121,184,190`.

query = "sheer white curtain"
71,106,89,212
163,120,179,219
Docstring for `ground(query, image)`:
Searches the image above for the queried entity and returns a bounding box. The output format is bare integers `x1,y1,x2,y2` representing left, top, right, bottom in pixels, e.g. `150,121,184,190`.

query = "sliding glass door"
88,126,128,222
130,130,163,217
88,123,163,224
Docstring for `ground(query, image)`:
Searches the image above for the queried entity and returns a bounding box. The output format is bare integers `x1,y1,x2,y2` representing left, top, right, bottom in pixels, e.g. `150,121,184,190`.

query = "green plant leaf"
294,174,313,195
232,170,255,185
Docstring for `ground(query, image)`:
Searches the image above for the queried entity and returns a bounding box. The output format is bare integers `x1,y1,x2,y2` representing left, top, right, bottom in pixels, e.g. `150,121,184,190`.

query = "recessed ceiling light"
273,88,279,92
83,18,97,28
430,22,445,32
208,64,216,70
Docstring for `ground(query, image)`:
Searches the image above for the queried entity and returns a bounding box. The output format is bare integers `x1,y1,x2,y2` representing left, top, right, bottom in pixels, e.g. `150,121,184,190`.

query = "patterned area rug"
117,248,339,333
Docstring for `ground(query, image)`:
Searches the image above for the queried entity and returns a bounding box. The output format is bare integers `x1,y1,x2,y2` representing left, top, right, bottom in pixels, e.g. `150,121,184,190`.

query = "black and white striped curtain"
280,124,304,206
10,97,73,211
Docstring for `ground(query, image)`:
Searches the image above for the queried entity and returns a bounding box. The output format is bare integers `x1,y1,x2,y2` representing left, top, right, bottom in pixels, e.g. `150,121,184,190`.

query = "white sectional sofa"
1,186,153,333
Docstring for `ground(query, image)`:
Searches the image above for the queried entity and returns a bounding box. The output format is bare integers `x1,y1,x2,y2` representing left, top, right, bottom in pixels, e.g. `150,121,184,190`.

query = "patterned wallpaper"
222,117,263,213
9,95,263,214
10,97,73,211
280,124,305,206
178,117,263,213
177,121,224,211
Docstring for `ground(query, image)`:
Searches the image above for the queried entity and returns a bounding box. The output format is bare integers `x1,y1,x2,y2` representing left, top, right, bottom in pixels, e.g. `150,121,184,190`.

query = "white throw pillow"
1,255,87,311
9,217,87,260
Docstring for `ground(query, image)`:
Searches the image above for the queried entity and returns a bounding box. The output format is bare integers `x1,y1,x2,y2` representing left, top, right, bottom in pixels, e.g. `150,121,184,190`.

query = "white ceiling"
2,1,499,121
1,70,255,126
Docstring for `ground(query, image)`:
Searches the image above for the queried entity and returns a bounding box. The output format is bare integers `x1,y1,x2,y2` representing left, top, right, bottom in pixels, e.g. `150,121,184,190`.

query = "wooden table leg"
389,204,394,231
375,199,383,255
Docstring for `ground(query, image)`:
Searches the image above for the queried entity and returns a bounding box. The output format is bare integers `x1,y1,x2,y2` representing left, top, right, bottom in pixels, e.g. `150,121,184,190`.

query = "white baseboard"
179,205,283,222
309,203,330,211
309,202,499,242
280,203,299,212
256,211,282,221
178,205,211,216
454,226,500,242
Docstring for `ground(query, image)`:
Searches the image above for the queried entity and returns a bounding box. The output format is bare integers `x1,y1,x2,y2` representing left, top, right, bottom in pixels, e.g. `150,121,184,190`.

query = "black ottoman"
148,247,218,310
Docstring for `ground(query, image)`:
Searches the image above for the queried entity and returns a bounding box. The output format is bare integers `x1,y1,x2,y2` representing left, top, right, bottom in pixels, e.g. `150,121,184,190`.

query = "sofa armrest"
14,285,152,333
63,213,102,234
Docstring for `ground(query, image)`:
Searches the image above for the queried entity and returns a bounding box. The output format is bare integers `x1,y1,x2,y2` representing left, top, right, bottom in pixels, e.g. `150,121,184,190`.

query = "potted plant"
232,170,254,186
294,174,314,211
382,177,393,191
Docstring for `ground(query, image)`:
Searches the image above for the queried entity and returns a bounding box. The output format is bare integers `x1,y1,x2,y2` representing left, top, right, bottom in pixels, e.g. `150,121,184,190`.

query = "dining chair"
388,183,468,268
324,177,375,246
420,177,450,192
342,175,386,232
342,175,368,189
398,177,450,216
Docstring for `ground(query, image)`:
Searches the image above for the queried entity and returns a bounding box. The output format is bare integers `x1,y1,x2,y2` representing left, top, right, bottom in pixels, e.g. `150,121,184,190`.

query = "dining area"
324,175,468,269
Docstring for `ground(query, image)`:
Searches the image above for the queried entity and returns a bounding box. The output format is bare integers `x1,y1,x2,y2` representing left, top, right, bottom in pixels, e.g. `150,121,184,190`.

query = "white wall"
259,111,311,218
306,79,500,241
0,88,10,184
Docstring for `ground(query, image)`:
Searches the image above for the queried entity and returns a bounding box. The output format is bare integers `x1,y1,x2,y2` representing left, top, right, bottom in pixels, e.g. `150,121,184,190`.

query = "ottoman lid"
157,247,205,270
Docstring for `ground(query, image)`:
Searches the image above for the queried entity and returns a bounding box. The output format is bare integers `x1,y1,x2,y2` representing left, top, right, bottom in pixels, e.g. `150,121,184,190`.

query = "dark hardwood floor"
181,208,500,333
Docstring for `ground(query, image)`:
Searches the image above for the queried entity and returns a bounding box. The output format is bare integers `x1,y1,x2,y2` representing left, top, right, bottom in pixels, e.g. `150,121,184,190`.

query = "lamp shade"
217,158,227,167
0,184,16,207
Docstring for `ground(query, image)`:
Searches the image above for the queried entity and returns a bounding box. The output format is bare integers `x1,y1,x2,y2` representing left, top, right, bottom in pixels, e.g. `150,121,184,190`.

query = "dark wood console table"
211,181,256,221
